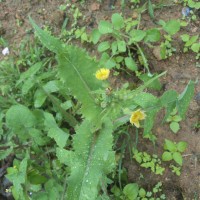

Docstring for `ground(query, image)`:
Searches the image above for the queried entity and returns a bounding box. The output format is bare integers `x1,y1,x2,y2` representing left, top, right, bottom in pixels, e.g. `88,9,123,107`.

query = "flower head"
95,68,110,80
130,109,146,128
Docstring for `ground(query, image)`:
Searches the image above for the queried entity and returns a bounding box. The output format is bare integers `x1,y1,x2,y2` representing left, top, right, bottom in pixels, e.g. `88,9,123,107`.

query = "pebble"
182,7,190,17
153,46,162,61
195,92,200,106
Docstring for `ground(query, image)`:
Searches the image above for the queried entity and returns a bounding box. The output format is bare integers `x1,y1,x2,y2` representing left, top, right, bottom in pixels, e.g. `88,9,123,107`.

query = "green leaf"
125,57,137,71
29,17,63,54
34,89,46,108
58,120,115,200
30,18,103,119
6,155,28,200
164,139,177,152
173,152,183,166
181,34,189,42
170,122,180,133
177,141,188,153
91,29,101,44
117,40,126,52
144,29,161,42
177,81,195,119
129,29,146,42
6,105,36,130
16,62,43,86
0,147,13,160
28,128,47,146
148,0,155,20
162,151,172,161
172,115,182,122
185,35,198,47
111,41,118,55
159,90,178,121
28,171,48,185
139,73,162,90
143,109,158,136
133,92,158,108
123,183,139,200
163,20,180,35
98,21,113,34
111,13,124,30
191,43,200,53
44,112,69,148
139,188,146,198
98,41,110,52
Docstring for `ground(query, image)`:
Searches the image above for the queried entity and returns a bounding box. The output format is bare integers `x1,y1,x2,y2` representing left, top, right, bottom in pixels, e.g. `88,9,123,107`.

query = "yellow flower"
130,109,146,128
95,68,110,80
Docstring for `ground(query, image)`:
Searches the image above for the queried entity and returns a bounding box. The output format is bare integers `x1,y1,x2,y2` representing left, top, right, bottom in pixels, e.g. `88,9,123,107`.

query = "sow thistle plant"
0,16,195,200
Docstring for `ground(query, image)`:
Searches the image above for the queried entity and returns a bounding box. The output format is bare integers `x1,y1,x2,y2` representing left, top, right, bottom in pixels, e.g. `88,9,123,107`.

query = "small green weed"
162,139,188,166
133,149,165,175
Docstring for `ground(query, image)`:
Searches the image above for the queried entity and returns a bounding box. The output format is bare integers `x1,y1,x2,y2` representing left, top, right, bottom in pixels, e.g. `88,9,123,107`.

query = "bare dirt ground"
0,0,200,199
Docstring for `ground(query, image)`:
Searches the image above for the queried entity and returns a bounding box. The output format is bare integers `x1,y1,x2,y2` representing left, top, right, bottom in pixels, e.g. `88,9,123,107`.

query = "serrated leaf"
111,13,124,30
16,62,43,86
125,57,137,71
173,152,183,166
159,90,178,121
133,92,158,108
163,20,180,35
181,34,189,42
0,147,13,160
164,139,177,152
91,29,101,44
191,43,200,53
123,183,139,200
162,151,173,161
129,29,146,42
6,105,36,130
148,0,155,20
177,141,188,153
144,29,161,43
34,89,47,108
117,40,126,52
48,128,69,148
58,119,115,200
98,21,113,34
44,112,69,148
143,108,158,136
185,35,198,47
177,81,195,119
139,73,162,90
170,122,180,133
29,17,63,54
30,18,103,119
98,41,110,52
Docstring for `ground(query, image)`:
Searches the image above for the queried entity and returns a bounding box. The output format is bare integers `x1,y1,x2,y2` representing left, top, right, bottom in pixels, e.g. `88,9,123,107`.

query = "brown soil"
0,0,200,199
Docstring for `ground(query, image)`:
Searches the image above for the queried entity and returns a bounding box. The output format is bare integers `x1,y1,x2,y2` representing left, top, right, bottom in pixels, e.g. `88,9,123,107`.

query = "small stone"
2,47,9,56
153,46,162,61
182,7,190,17
132,11,138,19
90,3,100,11
191,27,198,33
195,92,200,106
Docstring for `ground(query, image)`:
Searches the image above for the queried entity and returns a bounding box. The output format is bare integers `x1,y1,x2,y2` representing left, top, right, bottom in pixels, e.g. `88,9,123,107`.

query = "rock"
90,3,100,11
153,46,162,61
195,92,200,106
